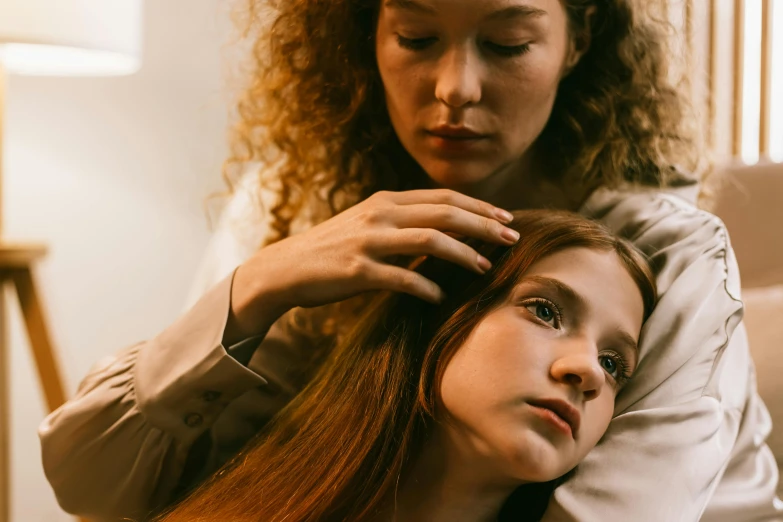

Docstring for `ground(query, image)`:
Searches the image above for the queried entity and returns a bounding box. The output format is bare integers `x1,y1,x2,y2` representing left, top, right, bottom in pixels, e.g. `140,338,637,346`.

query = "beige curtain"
667,0,778,163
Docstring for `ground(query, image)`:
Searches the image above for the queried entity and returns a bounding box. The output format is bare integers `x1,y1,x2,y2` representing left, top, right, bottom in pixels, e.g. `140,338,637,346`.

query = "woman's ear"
563,5,597,76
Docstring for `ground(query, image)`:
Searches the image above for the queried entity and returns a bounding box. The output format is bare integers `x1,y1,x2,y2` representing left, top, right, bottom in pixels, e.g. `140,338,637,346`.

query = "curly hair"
221,0,706,247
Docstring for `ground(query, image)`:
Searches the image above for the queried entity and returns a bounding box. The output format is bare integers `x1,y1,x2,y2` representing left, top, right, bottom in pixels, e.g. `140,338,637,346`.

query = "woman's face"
438,247,645,483
375,0,584,188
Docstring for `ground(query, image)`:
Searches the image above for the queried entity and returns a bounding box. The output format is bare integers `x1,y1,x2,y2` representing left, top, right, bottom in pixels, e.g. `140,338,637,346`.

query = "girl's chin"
506,461,566,484
499,435,575,483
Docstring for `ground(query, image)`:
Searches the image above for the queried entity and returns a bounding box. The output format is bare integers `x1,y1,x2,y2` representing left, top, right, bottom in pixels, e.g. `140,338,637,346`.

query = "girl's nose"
550,349,605,401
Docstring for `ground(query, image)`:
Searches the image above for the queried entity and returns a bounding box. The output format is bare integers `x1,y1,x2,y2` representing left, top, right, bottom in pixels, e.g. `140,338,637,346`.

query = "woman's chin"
421,161,497,190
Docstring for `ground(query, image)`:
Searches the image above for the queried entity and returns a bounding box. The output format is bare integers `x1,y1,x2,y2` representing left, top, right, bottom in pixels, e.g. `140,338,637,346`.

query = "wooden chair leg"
8,268,87,522
10,268,66,412
0,276,10,522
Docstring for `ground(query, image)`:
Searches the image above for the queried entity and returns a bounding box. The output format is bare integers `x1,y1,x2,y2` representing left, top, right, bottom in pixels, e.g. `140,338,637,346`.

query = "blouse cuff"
133,270,267,441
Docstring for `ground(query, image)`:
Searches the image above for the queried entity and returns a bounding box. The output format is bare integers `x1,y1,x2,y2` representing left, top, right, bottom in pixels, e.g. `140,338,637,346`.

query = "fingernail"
501,228,520,243
477,255,492,272
435,289,447,303
495,209,514,223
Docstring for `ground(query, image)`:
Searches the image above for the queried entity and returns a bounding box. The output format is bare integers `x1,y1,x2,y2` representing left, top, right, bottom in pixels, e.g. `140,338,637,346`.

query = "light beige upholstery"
712,161,783,493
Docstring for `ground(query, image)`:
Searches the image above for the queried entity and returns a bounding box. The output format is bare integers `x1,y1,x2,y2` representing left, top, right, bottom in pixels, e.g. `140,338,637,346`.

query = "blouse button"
184,413,203,427
203,390,221,402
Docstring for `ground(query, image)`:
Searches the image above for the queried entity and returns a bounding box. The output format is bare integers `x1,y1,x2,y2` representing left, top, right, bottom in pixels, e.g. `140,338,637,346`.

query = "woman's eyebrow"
384,0,437,16
485,5,548,23
384,0,547,21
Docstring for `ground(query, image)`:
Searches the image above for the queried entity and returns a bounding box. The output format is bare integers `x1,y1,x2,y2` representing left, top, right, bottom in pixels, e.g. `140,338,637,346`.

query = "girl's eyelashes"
598,351,633,387
523,298,563,329
395,34,532,57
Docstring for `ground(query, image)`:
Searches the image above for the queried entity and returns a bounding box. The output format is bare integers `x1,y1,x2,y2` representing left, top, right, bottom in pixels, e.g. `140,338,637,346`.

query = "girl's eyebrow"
520,275,587,313
613,327,640,358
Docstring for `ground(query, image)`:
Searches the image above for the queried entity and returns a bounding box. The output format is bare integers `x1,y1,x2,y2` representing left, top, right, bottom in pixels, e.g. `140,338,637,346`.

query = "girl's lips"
528,404,574,437
527,398,581,438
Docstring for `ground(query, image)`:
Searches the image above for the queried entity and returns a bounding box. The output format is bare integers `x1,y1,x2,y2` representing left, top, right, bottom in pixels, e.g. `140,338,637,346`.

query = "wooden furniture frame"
0,243,76,521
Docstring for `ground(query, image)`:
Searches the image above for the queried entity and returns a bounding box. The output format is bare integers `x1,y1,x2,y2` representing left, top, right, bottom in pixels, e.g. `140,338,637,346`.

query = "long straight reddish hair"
156,210,657,522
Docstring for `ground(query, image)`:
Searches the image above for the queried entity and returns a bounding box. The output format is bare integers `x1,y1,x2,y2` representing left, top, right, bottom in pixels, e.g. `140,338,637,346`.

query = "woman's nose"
434,46,482,108
550,349,605,401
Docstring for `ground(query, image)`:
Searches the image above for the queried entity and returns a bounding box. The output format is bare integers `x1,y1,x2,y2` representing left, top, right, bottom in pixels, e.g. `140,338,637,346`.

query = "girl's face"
438,247,645,483
375,0,584,188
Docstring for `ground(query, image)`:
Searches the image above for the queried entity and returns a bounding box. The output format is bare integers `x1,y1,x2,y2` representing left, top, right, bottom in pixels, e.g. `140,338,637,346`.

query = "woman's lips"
424,127,489,153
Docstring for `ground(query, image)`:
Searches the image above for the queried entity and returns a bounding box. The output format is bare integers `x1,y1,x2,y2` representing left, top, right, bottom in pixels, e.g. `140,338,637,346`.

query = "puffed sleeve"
38,272,274,521
541,190,782,521
38,166,300,521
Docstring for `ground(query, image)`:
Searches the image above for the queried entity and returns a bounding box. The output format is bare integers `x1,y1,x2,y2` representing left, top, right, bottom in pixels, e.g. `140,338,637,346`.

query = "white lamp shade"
0,0,143,76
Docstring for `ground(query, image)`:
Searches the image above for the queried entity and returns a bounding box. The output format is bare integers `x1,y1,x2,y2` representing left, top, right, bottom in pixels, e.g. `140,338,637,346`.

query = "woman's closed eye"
395,35,532,58
523,298,562,328
483,41,531,57
396,34,437,51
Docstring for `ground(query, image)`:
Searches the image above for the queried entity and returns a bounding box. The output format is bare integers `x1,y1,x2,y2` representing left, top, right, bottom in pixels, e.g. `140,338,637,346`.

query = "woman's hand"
225,189,520,342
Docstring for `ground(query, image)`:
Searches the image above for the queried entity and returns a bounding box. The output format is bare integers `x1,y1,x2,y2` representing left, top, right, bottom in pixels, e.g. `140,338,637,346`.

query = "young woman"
40,0,781,521
156,210,657,522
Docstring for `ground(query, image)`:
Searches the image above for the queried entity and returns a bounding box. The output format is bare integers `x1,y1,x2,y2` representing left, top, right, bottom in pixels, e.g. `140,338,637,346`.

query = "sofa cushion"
742,285,783,473
712,162,783,289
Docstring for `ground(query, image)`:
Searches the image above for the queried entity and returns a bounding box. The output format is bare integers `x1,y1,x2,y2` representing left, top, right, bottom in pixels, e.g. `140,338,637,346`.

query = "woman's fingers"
379,188,514,224
389,204,520,245
369,228,492,274
367,263,445,303
241,188,517,311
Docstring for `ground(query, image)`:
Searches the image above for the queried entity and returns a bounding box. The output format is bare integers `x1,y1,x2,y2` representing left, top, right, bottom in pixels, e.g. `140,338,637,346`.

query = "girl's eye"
598,353,632,386
599,356,617,377
523,300,561,328
535,304,555,323
396,35,437,51
484,42,531,57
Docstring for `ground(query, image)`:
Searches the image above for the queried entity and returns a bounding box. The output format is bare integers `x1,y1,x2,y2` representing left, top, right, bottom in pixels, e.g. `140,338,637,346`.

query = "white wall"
3,1,239,520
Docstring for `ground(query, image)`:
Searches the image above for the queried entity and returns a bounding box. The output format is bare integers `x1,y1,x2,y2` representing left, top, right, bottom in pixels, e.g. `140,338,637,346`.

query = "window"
673,0,782,164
